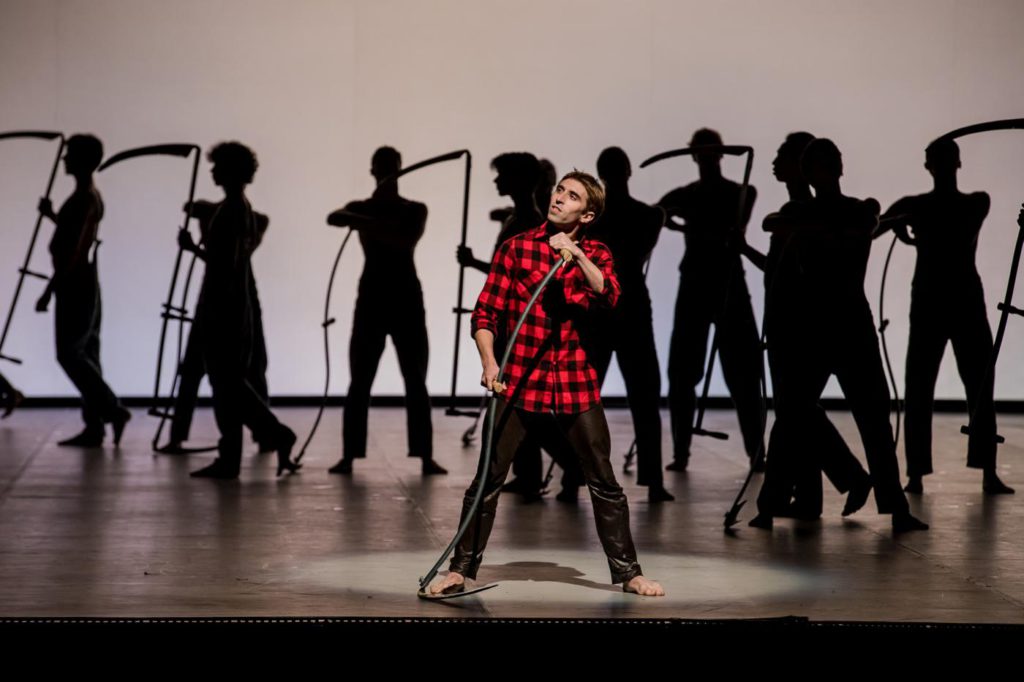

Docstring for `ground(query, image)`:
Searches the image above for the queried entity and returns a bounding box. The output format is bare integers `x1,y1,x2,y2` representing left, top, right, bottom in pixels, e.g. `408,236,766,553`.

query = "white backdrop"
1,0,1022,400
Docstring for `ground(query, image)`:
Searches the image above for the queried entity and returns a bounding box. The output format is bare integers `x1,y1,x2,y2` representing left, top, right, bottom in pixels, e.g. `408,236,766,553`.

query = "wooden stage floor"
0,406,1021,624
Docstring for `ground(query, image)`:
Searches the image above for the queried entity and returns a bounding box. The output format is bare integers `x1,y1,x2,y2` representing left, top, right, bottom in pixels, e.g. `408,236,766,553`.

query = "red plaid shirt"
471,222,621,414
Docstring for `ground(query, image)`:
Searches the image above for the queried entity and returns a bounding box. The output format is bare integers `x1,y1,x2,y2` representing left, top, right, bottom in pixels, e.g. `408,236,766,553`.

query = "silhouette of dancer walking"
36,134,130,447
177,142,298,479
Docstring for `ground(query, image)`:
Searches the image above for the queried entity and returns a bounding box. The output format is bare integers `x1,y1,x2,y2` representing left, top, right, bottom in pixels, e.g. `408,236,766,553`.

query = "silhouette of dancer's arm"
327,200,426,248
727,184,759,248
178,228,207,262
656,188,693,232
38,197,57,222
326,205,372,228
737,236,767,271
766,198,878,239
254,212,269,248
185,199,219,245
877,197,916,244
826,198,880,238
35,196,100,312
185,200,217,222
459,209,525,274
456,245,490,273
490,207,513,223
966,192,992,238
859,198,882,236
736,185,758,233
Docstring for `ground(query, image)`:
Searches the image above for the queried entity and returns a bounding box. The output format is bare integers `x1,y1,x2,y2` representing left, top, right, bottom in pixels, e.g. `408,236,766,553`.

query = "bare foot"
623,575,665,597
428,571,465,596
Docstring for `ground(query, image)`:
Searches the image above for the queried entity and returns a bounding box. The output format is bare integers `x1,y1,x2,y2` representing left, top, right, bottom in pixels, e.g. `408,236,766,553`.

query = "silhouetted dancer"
176,142,298,479
749,139,927,532
326,147,444,477
461,153,545,272
0,373,23,418
757,133,871,520
35,134,130,447
427,171,664,597
535,158,557,223
881,140,1012,495
482,155,557,243
458,152,579,500
589,147,673,503
157,198,273,455
657,128,764,471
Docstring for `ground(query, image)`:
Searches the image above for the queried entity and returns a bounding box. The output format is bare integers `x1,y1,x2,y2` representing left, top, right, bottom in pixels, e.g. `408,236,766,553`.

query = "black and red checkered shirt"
471,222,621,414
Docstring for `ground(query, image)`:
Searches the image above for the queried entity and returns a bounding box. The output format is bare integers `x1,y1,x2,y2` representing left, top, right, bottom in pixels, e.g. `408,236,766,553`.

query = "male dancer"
459,152,578,500
881,139,1012,495
429,171,664,597
750,139,927,532
36,134,130,446
657,128,764,471
589,147,673,502
327,147,445,476
177,142,297,479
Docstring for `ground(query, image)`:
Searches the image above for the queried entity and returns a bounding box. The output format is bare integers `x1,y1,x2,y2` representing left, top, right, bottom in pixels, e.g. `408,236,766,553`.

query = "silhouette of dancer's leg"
0,373,12,396
500,329,545,493
758,337,828,516
590,319,662,487
716,278,765,462
449,398,529,579
204,352,246,475
951,307,997,470
903,311,946,479
55,271,120,433
248,288,269,405
244,291,275,448
390,300,433,459
238,377,289,447
813,408,866,494
343,300,388,461
169,323,205,444
833,321,909,515
667,279,712,465
760,302,806,515
558,404,642,583
616,314,664,487
788,408,868,516
759,421,798,516
510,441,544,491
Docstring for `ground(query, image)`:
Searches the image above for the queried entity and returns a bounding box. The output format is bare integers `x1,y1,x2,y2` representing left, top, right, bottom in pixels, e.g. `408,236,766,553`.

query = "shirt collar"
532,221,587,243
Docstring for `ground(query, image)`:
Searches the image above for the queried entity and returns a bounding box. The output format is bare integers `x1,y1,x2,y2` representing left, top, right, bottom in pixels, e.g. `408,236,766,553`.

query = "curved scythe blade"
99,144,200,171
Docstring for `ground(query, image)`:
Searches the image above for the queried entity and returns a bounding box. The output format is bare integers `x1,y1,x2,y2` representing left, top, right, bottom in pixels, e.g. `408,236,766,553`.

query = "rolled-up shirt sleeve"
471,240,513,337
563,240,620,310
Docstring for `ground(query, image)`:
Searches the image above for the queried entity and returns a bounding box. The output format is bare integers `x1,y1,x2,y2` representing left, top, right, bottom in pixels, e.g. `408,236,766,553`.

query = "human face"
493,170,511,197
63,149,84,176
547,178,594,230
772,144,796,183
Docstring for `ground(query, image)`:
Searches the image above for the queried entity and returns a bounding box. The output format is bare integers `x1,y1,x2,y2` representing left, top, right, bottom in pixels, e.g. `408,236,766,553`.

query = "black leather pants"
449,399,642,584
